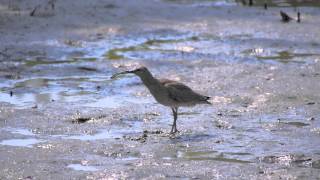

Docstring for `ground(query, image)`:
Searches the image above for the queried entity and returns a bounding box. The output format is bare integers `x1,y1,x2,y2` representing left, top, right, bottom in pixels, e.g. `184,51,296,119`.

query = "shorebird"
111,66,211,134
280,11,293,22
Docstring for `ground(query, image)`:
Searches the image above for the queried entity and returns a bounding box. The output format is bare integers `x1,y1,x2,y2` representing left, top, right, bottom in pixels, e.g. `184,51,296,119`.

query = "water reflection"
62,121,142,141
67,164,99,172
0,138,44,148
0,76,98,107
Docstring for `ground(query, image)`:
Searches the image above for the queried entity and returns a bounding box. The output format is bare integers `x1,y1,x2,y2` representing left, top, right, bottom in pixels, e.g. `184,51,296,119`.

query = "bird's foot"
168,132,177,138
170,129,180,135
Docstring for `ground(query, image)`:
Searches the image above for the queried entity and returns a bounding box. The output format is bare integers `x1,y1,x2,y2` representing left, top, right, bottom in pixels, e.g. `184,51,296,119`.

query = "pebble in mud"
261,154,312,167
123,130,164,143
123,134,147,143
71,117,92,124
308,117,315,121
306,102,316,105
143,130,163,135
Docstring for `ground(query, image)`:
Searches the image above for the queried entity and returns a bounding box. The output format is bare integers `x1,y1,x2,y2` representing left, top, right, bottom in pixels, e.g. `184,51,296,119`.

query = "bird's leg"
170,107,175,134
170,107,178,134
174,107,178,133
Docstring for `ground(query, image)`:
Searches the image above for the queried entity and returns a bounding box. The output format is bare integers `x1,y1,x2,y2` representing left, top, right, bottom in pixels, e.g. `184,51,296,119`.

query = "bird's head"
111,66,149,79
127,66,148,76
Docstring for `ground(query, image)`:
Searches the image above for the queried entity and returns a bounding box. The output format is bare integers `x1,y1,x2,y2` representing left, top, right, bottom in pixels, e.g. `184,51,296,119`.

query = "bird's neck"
139,71,161,88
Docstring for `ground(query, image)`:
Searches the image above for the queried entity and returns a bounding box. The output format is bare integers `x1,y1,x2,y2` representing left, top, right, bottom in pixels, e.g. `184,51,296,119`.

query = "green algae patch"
105,35,200,60
105,45,149,60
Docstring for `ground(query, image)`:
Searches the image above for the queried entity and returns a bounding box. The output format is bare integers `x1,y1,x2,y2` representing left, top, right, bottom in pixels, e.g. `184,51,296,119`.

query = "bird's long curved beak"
111,70,133,79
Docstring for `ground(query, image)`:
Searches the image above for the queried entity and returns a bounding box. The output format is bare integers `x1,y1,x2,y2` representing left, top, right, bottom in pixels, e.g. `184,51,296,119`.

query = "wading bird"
112,66,211,134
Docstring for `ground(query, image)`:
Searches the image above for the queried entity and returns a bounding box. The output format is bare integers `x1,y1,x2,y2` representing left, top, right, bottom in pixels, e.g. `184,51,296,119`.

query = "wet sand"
1,0,320,179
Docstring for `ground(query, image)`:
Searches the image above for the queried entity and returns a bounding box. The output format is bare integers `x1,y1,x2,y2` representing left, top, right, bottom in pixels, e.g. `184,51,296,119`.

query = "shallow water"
63,122,142,141
0,138,44,148
0,127,43,147
67,164,99,172
1,30,319,107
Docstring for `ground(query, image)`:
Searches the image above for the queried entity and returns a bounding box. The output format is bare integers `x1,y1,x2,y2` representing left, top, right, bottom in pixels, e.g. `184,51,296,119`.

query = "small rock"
72,117,91,124
308,117,315,121
306,102,316,105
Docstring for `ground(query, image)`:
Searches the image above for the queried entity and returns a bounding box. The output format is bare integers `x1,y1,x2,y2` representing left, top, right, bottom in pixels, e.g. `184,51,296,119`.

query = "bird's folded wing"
162,81,201,103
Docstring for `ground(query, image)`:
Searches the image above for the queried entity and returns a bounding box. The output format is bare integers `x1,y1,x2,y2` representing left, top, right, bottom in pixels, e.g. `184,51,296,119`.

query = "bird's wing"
160,79,209,104
159,79,178,86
